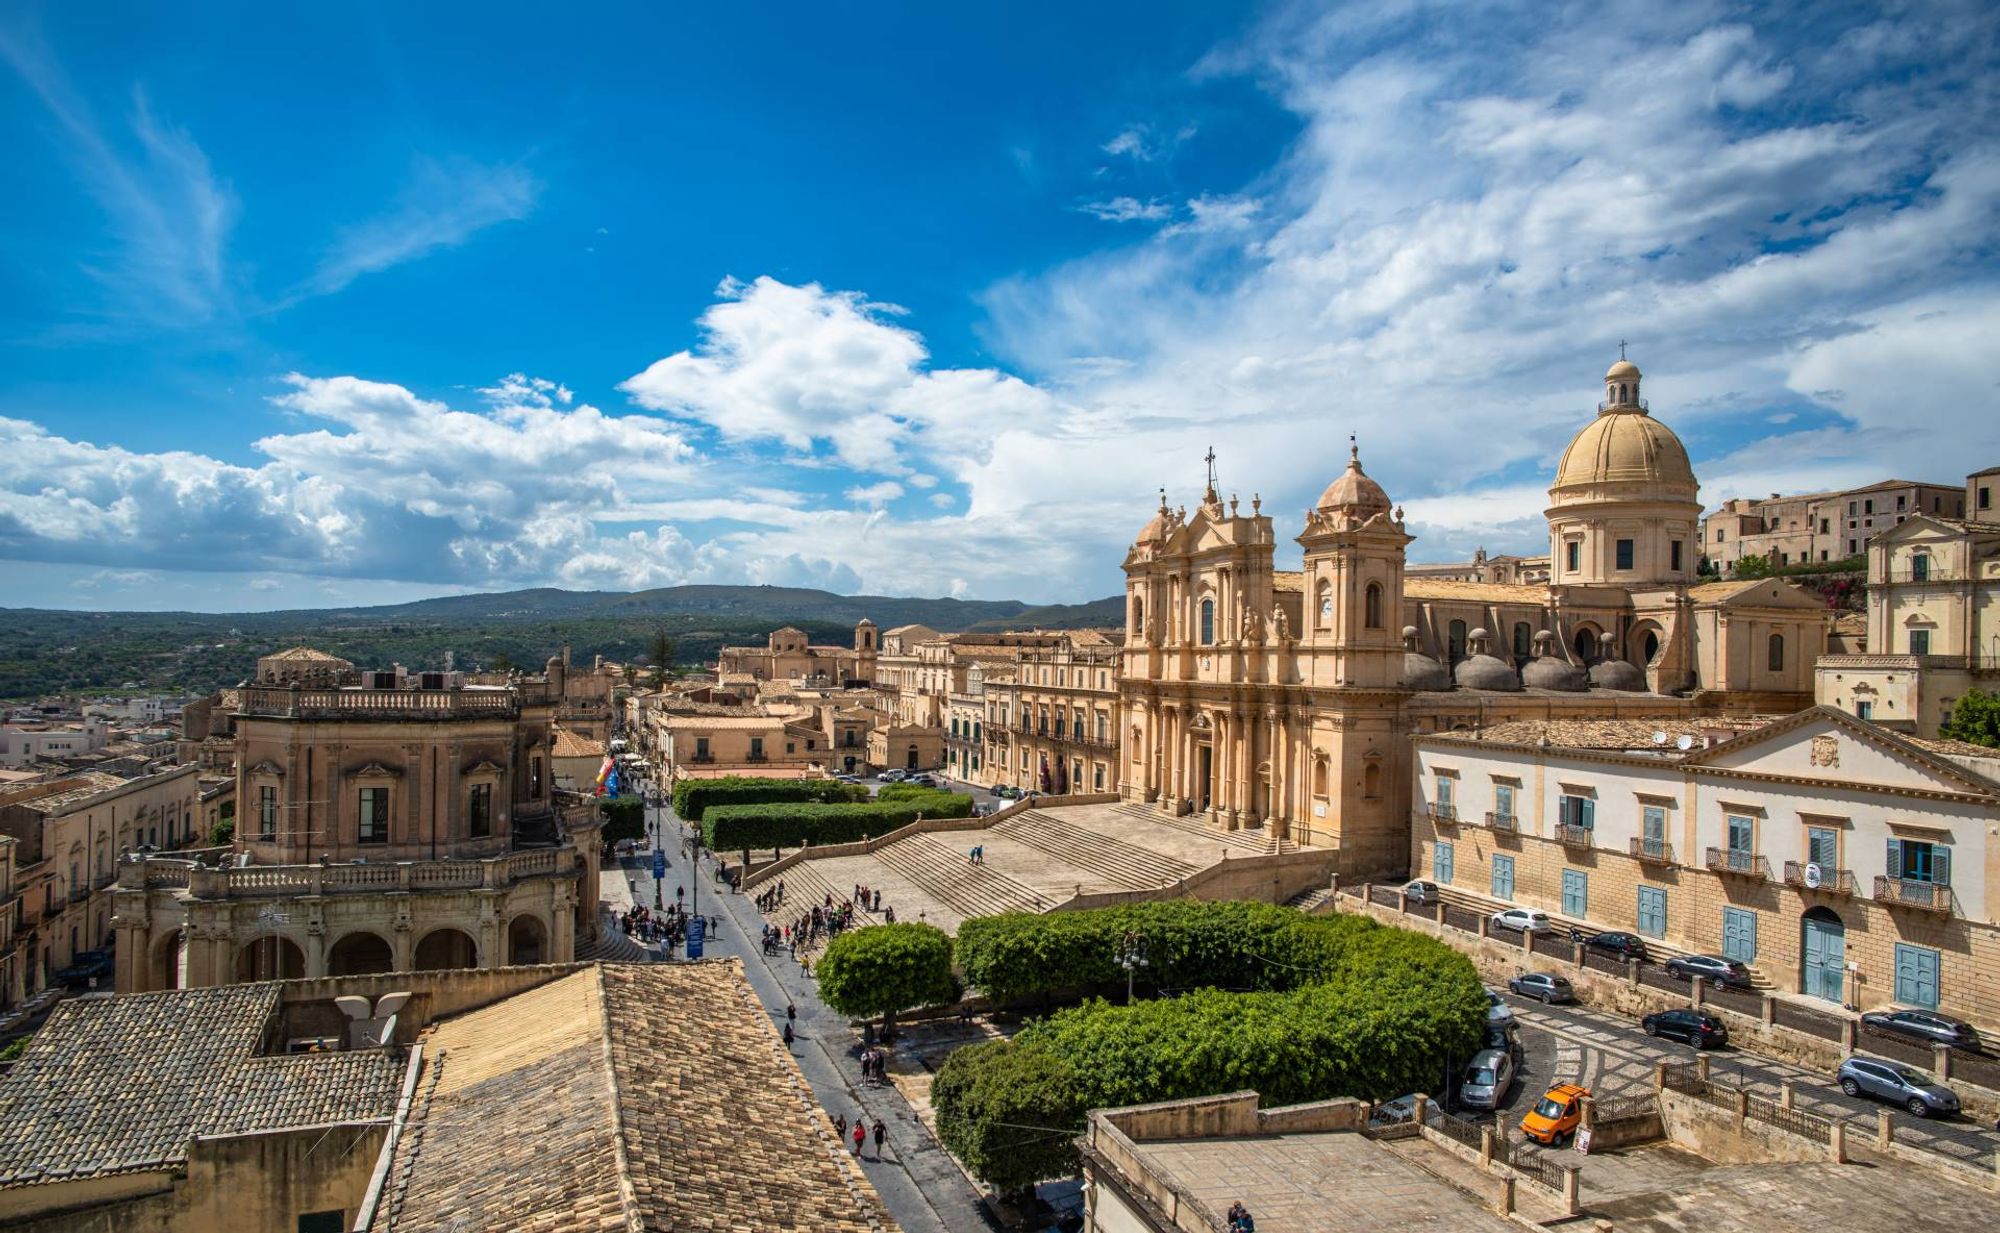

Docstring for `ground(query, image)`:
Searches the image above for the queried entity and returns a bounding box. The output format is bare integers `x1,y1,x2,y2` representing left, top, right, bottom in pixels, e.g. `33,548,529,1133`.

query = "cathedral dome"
1522,655,1588,691
1403,652,1450,691
1452,628,1522,692
1606,359,1640,381
1588,659,1647,691
1551,359,1696,497
1135,491,1171,543
1316,440,1392,517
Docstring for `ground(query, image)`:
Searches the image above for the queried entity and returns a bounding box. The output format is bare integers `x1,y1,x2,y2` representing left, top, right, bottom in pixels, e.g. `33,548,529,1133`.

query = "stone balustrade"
234,683,543,719
119,846,579,900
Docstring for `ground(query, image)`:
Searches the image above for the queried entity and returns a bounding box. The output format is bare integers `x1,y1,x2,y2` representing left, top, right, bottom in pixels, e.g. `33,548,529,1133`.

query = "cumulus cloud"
844,481,904,508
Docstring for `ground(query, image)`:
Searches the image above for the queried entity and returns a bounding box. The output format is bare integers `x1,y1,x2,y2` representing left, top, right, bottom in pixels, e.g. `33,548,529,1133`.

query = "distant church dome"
1135,490,1172,543
1587,640,1647,691
1316,439,1392,518
1521,632,1586,691
1550,360,1697,497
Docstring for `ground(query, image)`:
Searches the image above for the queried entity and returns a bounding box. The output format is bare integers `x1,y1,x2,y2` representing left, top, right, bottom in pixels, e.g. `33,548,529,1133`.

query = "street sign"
652,850,666,880
1574,1127,1592,1155
686,914,705,959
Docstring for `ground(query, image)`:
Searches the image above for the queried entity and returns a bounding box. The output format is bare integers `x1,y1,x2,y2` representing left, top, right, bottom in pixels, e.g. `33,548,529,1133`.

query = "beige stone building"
1119,358,1828,879
716,621,878,686
984,638,1123,796
1410,707,2000,1029
1815,471,2000,736
1702,479,1967,574
651,706,828,782
111,666,601,993
0,763,201,997
1405,548,1551,585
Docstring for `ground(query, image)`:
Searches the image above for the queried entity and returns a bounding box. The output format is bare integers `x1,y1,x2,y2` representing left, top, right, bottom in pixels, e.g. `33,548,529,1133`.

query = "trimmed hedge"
701,787,972,850
816,922,962,1023
933,903,1485,1190
671,775,866,822
599,795,645,845
955,900,1350,1004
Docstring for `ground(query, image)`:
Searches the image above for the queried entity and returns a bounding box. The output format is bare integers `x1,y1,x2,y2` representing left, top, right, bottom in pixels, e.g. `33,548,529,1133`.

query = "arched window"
1312,756,1330,799
1131,596,1144,634
1448,620,1468,663
1768,633,1785,672
1513,622,1533,661
1574,628,1596,660
1363,763,1380,800
1200,598,1215,645
1364,583,1383,629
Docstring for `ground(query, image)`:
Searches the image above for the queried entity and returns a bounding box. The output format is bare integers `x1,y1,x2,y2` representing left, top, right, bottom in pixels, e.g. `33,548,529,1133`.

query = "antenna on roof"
1675,734,1695,751
1652,731,1668,746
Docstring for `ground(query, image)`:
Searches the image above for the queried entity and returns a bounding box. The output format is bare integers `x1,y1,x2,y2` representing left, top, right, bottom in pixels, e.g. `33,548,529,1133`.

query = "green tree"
1942,688,2000,748
489,650,517,674
206,818,236,846
599,795,646,845
1731,553,1772,579
647,628,676,677
815,922,960,1042
930,1039,1084,1198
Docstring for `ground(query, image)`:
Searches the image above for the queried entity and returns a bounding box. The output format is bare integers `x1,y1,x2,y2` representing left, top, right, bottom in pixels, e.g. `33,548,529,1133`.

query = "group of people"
831,1112,889,1160
1225,1202,1256,1232
857,1047,888,1084
616,902,712,954
851,882,883,912
754,880,789,914
966,844,987,865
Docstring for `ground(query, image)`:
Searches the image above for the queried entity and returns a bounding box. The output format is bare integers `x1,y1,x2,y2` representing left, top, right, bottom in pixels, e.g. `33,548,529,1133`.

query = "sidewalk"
644,801,996,1233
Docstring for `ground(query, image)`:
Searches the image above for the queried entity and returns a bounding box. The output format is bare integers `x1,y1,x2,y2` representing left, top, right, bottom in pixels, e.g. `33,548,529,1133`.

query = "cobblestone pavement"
1481,988,2000,1169
633,801,1000,1233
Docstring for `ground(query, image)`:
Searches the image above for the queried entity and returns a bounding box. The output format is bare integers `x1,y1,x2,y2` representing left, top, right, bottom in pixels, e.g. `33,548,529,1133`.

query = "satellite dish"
334,995,373,1022
1675,734,1695,751
1652,731,1669,746
1804,862,1823,890
374,991,413,1018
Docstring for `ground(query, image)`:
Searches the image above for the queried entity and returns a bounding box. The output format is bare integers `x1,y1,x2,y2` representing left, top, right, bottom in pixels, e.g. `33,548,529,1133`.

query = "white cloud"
302,156,539,297
844,481,904,508
1077,196,1174,223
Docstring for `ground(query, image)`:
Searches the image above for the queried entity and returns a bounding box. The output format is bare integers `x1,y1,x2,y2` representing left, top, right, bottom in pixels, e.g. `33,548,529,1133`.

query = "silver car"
1460,1048,1516,1110
1836,1057,1960,1118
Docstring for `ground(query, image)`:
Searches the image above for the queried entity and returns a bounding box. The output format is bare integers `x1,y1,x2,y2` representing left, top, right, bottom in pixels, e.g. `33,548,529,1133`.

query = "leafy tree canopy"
1942,687,2000,748
815,922,960,1021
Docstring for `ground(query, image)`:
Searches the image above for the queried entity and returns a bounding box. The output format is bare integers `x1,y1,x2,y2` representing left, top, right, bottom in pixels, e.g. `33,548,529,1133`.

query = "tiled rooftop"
0,984,404,1190
1403,578,1549,603
1429,717,1773,751
372,962,893,1232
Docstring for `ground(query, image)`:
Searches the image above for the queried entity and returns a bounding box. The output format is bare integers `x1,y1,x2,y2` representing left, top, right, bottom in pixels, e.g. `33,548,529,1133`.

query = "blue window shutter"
1885,837,1902,878
1933,847,1950,887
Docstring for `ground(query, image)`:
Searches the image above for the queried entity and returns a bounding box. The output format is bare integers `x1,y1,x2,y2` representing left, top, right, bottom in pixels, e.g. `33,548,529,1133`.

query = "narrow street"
622,798,998,1233
1483,987,2000,1167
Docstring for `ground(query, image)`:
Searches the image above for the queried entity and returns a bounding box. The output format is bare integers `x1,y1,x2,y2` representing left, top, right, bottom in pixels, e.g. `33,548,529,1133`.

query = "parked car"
908,773,940,788
55,950,113,991
1485,989,1517,1027
1508,972,1576,1004
1580,930,1649,962
1860,1008,1985,1054
1643,1008,1729,1049
1402,879,1440,904
992,784,1021,799
1490,908,1553,935
1836,1057,1960,1118
1459,1048,1517,1111
1483,1021,1525,1061
1370,1093,1423,1127
1664,954,1755,990
1520,1083,1590,1145
880,769,908,782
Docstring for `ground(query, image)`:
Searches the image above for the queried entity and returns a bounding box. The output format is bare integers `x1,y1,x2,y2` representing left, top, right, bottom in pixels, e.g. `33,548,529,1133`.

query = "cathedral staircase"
992,809,1198,889
868,832,1046,921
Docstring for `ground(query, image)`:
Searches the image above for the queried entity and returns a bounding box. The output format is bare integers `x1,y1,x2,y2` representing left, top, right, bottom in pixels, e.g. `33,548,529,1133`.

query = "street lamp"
1118,931,1149,1004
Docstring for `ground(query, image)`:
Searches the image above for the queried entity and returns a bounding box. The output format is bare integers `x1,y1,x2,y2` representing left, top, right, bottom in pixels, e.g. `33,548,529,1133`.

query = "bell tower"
1296,439,1410,688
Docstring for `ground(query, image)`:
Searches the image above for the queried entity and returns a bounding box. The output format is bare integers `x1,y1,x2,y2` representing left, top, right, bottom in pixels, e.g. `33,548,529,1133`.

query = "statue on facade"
1240,606,1263,643
1270,604,1290,641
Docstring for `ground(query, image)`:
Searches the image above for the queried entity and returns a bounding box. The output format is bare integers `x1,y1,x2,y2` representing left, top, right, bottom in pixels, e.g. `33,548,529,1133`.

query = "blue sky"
2,1,1997,611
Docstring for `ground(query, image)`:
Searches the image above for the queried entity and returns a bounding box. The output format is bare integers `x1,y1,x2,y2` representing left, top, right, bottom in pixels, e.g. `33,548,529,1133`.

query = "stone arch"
328,930,395,976
1447,619,1468,663
1572,623,1603,661
1311,754,1330,799
150,930,186,991
508,913,549,965
1512,622,1533,662
1800,905,1846,1004
1364,582,1383,629
1628,619,1667,668
1362,762,1381,800
413,927,479,971
235,934,305,983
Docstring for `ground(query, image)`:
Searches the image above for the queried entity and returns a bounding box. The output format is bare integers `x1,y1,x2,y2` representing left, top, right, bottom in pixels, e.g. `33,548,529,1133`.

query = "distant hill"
0,585,1124,700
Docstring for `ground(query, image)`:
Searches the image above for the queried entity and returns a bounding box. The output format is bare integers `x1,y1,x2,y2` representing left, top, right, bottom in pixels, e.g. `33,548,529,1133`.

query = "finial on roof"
1349,433,1359,465
1251,493,1262,514
1158,486,1168,512
1619,338,1628,361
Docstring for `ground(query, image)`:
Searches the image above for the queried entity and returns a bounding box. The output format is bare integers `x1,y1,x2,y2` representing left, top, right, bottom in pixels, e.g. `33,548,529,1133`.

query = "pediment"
246,759,285,778
461,758,505,776
347,761,404,779
1685,707,1999,796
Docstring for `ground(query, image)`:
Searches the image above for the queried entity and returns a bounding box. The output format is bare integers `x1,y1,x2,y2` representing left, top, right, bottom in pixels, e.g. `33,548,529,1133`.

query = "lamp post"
1118,931,1148,1004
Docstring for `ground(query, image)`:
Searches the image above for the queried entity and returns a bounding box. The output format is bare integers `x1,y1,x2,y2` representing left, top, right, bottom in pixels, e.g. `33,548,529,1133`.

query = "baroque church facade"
1119,358,1831,878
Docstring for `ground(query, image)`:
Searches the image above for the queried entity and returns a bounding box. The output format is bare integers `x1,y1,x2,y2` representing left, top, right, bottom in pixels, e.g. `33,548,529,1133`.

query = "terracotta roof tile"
1403,579,1549,603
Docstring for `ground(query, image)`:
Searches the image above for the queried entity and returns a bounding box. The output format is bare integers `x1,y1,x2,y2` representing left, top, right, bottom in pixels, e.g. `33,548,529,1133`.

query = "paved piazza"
786,801,1310,933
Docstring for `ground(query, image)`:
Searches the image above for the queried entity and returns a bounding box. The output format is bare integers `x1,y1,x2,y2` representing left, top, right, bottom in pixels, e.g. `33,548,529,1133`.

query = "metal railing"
1557,823,1595,849
1419,806,1457,826
1629,837,1676,866
1485,811,1518,832
1705,847,1770,879
1782,861,1857,896
1874,876,1951,913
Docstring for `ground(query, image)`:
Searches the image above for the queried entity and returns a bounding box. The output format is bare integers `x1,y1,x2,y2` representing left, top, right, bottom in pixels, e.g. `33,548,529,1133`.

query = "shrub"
206,818,236,847
930,1039,1084,1195
598,795,645,846
816,922,961,1038
671,775,865,822
933,903,1485,1191
700,788,972,851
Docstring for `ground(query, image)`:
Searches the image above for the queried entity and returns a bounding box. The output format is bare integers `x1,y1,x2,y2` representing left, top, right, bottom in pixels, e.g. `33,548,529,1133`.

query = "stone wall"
277,962,585,1044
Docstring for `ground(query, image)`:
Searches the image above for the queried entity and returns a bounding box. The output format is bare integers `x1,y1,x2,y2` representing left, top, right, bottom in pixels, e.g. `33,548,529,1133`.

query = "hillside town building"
1702,479,1968,574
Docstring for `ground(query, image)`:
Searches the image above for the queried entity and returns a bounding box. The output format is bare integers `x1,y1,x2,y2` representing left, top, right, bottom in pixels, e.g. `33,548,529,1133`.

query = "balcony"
1629,837,1677,867
1783,861,1857,896
1874,876,1952,913
1557,823,1596,850
1417,806,1458,827
1484,811,1519,833
745,752,768,763
687,753,715,764
1705,847,1771,880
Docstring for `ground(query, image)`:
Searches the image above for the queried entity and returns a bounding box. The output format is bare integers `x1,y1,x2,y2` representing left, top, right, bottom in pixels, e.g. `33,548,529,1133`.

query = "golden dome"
1606,359,1640,381
1316,440,1392,515
1552,405,1696,495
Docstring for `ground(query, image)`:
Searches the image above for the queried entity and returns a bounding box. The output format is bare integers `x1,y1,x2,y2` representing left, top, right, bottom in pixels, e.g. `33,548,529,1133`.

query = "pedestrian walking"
872,1118,886,1157
833,1113,846,1139
786,1002,797,1022
851,1119,866,1155
782,1021,794,1047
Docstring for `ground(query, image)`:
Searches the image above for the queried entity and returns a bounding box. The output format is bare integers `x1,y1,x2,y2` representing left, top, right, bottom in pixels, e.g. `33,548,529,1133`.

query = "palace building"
1119,358,1831,879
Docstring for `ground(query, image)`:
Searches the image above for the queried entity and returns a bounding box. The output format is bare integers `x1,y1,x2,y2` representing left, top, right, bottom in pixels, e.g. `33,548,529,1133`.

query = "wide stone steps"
994,810,1197,889
869,832,1046,921
1284,885,1337,913
759,861,879,928
1114,801,1296,853
578,915,653,962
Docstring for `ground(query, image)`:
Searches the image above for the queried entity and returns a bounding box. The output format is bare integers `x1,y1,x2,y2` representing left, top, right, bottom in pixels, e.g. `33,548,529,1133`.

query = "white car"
1490,908,1553,935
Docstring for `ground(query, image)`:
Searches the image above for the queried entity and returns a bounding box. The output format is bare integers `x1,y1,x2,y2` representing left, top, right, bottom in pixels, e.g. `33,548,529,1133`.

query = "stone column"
1159,708,1179,813
551,883,577,961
